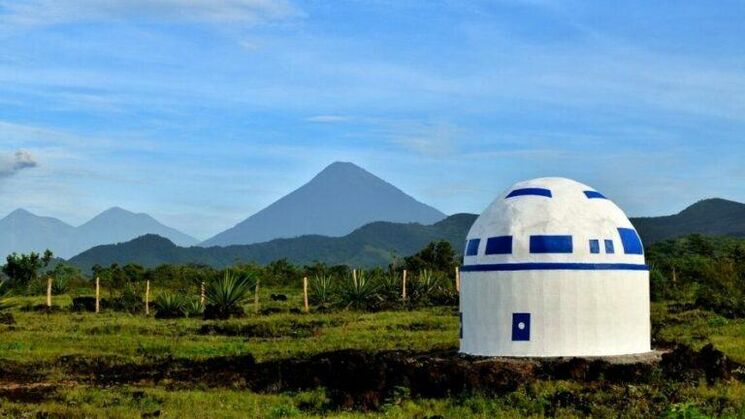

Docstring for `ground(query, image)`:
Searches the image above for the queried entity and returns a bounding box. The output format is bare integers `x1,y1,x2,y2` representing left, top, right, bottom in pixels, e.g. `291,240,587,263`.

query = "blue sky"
1,0,744,239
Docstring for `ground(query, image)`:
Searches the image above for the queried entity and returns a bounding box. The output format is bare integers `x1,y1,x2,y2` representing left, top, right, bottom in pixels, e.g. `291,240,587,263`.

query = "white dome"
464,177,645,266
459,177,650,358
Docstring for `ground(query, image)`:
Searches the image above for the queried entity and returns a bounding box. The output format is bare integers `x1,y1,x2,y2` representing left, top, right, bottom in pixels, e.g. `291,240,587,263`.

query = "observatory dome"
459,177,650,357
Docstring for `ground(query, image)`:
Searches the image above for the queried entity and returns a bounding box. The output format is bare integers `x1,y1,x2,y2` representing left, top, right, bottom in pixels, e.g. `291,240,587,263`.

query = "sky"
1,0,744,240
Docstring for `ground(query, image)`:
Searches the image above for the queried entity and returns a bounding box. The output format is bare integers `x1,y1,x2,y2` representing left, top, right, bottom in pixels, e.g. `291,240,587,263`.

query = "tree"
1,250,53,289
402,240,457,274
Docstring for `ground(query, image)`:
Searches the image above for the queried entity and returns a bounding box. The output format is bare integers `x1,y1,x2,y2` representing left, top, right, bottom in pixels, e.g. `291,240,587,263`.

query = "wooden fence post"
303,276,309,313
254,279,260,313
95,277,100,313
46,277,52,308
145,280,150,316
455,266,460,293
200,281,206,305
402,269,407,301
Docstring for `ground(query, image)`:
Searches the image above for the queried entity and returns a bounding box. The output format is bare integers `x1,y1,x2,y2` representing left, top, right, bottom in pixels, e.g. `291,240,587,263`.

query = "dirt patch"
0,344,740,411
198,319,342,338
0,312,15,325
0,381,76,403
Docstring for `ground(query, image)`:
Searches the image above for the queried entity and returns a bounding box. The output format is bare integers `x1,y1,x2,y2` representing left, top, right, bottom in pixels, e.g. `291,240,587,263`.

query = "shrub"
154,292,186,319
309,275,334,306
376,272,403,302
407,270,440,306
204,271,256,320
0,280,13,312
337,270,380,310
182,298,205,318
110,282,144,313
51,276,69,295
28,276,71,296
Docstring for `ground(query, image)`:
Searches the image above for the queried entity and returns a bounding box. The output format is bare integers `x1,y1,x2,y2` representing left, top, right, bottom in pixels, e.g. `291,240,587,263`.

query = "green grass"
1,292,745,417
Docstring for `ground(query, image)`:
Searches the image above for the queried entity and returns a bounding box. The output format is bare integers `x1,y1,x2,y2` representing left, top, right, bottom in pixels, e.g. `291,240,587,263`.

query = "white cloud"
0,150,38,178
0,0,301,26
305,115,351,123
391,122,460,157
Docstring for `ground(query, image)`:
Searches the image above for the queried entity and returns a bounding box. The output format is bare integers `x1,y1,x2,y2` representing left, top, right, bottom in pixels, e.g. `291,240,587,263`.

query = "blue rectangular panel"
512,313,531,341
465,238,480,256
617,228,644,255
605,239,615,254
589,239,600,254
485,236,512,254
584,191,607,199
530,235,573,253
506,188,552,199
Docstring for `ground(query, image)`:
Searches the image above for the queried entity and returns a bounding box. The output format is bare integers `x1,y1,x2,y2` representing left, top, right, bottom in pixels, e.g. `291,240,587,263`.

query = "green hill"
68,198,745,271
68,213,478,271
630,198,745,243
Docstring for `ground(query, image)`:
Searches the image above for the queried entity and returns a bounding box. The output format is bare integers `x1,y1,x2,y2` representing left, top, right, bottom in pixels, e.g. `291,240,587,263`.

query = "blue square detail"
605,239,615,254
465,238,480,256
485,236,512,255
589,239,600,254
512,313,531,341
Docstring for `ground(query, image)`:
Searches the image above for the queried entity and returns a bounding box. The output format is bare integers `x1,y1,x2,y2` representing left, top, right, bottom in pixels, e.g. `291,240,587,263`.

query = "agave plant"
204,271,256,319
182,298,205,318
309,274,334,306
337,270,381,310
154,292,186,319
376,271,403,302
408,270,441,306
51,276,69,295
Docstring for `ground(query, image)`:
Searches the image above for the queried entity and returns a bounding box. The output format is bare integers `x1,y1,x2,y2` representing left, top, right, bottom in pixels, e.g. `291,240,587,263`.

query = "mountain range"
68,198,745,271
0,207,198,259
1,162,446,259
201,161,445,246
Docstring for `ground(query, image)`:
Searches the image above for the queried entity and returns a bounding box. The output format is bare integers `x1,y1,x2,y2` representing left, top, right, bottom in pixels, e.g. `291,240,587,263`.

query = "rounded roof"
464,177,645,265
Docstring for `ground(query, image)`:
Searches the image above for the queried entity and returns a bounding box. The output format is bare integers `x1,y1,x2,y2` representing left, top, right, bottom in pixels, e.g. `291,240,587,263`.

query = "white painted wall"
460,270,650,356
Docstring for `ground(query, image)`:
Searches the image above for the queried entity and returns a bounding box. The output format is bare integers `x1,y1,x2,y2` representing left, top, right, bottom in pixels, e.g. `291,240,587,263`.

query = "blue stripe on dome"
506,188,552,198
460,262,649,272
584,191,607,199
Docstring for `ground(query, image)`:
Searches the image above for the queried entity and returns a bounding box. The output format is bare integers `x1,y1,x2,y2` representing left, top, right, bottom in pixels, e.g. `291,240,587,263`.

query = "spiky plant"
408,270,441,306
309,274,334,306
51,276,69,295
204,271,256,319
376,271,403,302
182,298,205,318
337,270,381,310
154,292,186,319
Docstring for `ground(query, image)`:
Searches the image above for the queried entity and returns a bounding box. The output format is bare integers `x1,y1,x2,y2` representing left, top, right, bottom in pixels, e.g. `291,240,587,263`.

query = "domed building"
459,177,650,357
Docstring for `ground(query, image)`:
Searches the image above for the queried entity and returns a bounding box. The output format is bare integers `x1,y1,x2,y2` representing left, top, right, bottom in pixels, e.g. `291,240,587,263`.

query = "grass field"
1,291,744,418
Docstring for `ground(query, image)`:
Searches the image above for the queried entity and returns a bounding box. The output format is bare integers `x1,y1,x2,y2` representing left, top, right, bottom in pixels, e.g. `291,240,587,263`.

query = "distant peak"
313,161,377,181
678,198,744,216
322,161,363,172
101,206,135,215
8,208,34,217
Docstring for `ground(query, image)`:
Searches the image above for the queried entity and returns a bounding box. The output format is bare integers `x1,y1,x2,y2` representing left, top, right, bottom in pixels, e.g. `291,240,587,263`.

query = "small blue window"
506,188,552,199
589,239,600,254
512,313,531,341
530,235,573,253
485,236,512,255
617,228,643,255
465,238,480,256
584,191,607,199
605,239,615,254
